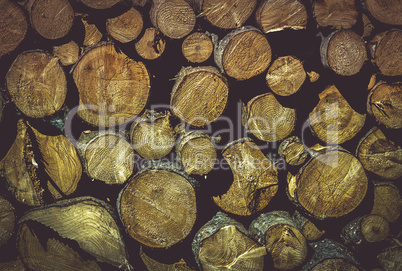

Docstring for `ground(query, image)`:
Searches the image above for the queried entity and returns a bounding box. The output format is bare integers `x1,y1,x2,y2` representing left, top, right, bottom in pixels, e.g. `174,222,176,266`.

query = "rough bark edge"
319,31,338,71
221,137,253,155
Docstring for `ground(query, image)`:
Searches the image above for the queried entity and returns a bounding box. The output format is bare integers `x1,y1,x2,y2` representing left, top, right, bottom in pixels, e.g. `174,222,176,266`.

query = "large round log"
364,0,402,26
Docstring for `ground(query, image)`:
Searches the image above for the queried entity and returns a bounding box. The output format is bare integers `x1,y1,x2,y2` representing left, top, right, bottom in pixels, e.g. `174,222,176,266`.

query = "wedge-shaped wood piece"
371,182,402,223
81,16,103,46
53,41,80,66
278,136,309,166
213,138,278,216
135,28,166,60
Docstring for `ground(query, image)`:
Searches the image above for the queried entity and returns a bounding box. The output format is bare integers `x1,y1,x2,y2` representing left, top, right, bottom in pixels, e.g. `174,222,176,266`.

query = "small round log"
312,0,358,29
81,16,103,46
135,27,165,60
255,0,308,33
301,239,361,271
150,0,195,39
292,211,325,241
357,127,402,180
292,150,368,219
243,93,296,142
0,0,28,58
106,8,143,43
80,0,120,9
309,85,366,144
320,29,367,76
53,41,80,66
176,131,217,175
367,82,402,129
118,162,197,248
6,50,67,118
182,32,213,63
77,130,135,185
129,110,176,159
371,182,402,223
170,66,229,127
266,56,306,96
364,0,402,26
215,26,271,80
201,0,258,29
73,43,150,127
368,30,402,77
278,136,309,166
0,197,14,247
29,0,74,40
213,138,279,216
341,214,389,251
249,211,308,270
192,212,266,271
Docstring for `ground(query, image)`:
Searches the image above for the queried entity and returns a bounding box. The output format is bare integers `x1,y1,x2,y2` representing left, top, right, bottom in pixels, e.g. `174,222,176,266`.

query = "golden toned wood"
312,0,358,29
182,32,213,63
364,0,402,26
213,138,278,216
6,50,67,118
292,211,325,241
371,182,402,223
135,27,165,60
279,136,308,166
53,41,80,66
309,85,366,144
171,66,229,127
140,251,195,271
81,16,103,46
73,43,150,127
106,8,143,43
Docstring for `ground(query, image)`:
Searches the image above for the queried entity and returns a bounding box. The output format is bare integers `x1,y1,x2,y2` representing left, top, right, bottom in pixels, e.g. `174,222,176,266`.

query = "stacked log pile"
0,0,401,270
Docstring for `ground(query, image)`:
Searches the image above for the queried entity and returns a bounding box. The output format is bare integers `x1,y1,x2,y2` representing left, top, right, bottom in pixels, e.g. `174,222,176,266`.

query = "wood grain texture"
106,8,143,43
53,41,80,66
312,0,358,29
182,32,213,63
371,182,402,223
135,27,166,60
364,0,402,25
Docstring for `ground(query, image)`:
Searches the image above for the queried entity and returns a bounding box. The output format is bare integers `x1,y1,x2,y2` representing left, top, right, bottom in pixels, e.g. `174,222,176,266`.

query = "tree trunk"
213,138,279,216
249,211,308,270
214,26,271,80
309,85,366,144
371,181,402,223
0,0,28,58
243,92,296,142
135,27,166,60
170,66,229,127
192,212,266,271
255,0,308,33
363,0,402,26
6,50,67,118
118,161,197,249
312,0,358,29
320,29,367,76
72,42,150,127
76,130,134,185
292,211,325,241
356,127,402,180
106,7,143,43
182,32,213,63
278,136,309,166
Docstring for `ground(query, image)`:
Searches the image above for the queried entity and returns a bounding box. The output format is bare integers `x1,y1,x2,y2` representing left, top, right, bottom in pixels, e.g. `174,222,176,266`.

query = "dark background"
0,0,401,270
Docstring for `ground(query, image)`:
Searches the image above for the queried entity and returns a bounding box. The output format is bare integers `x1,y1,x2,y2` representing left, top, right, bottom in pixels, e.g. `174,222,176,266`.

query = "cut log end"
364,0,402,26
106,8,143,43
53,41,80,66
371,182,402,223
135,27,166,60
313,0,358,29
182,32,213,63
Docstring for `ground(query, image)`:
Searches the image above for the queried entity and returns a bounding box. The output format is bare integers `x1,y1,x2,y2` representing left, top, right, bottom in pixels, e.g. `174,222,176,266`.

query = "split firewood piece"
362,13,375,38
170,66,229,127
213,138,278,216
0,0,28,58
255,0,308,33
53,41,80,66
176,131,217,175
302,239,361,271
368,74,377,90
320,29,367,76
200,0,258,29
6,50,67,118
312,0,358,29
292,211,325,241
309,85,366,144
80,0,120,9
150,0,195,39
118,161,197,248
18,197,131,270
371,182,402,223
357,127,402,180
192,212,266,271
243,93,296,142
0,197,15,247
307,71,320,83
129,110,176,159
135,27,166,60
377,242,402,271
28,0,74,40
367,82,402,129
266,56,306,96
73,42,150,127
77,130,134,184
289,149,368,219
182,32,213,63
249,211,308,270
341,214,390,251
0,257,25,271
215,26,272,80
81,16,103,46
368,30,402,77
278,136,309,166
140,249,195,270
363,0,402,26
106,8,143,43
